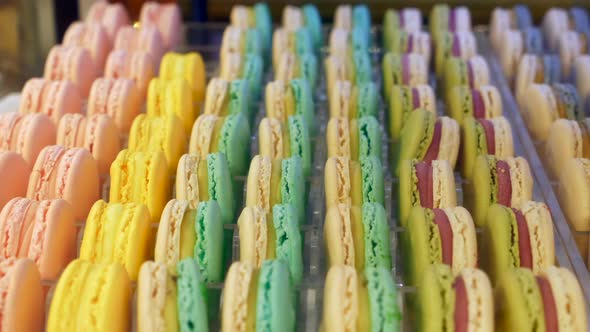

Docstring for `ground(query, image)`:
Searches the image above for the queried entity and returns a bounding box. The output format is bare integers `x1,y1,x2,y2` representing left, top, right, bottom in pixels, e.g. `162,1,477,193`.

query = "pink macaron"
63,21,111,75
113,26,164,70
0,152,30,211
27,145,99,220
104,50,155,99
57,113,121,174
19,78,82,124
139,1,182,50
43,46,97,97
0,112,57,166
85,1,130,42
87,78,141,133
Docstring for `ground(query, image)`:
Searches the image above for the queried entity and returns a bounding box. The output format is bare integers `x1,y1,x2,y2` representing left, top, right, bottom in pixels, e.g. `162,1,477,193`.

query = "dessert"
219,52,263,108
558,30,590,78
104,50,155,100
545,118,590,178
575,55,590,106
85,1,129,41
147,78,195,134
44,46,96,97
0,112,56,166
382,53,428,101
434,30,477,76
139,1,182,50
514,54,561,106
203,78,249,119
87,77,141,134
19,78,82,125
63,22,110,74
0,152,30,210
388,84,437,141
324,156,384,209
490,5,533,49
272,27,314,70
265,78,315,133
447,85,503,124
443,56,490,98
329,80,377,120
326,116,382,161
276,52,318,89
384,30,432,65
113,26,164,69
159,52,207,105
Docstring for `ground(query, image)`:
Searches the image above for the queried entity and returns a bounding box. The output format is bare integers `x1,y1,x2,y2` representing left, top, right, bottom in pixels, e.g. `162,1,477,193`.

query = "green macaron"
357,115,383,161
352,27,370,52
253,3,272,56
356,82,378,118
194,200,224,283
279,156,305,224
353,50,373,85
289,78,316,135
228,79,250,117
256,259,296,332
302,4,323,51
363,267,401,332
393,109,435,176
272,204,303,285
241,54,263,108
298,53,318,90
288,114,312,177
293,27,315,56
244,28,263,56
217,112,251,176
353,4,371,40
361,202,391,270
177,258,208,332
360,156,385,206
205,153,235,224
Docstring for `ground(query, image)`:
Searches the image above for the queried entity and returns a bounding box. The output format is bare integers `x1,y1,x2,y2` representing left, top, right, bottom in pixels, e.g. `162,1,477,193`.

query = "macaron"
113,26,164,68
104,50,155,100
57,113,120,174
405,207,477,285
490,5,533,50
558,30,589,78
272,27,314,71
0,152,30,210
176,153,235,224
334,4,371,38
397,159,457,226
176,258,209,332
321,265,401,332
0,197,76,280
230,3,272,57
324,156,384,209
326,116,382,161
418,265,493,332
0,258,44,332
393,110,460,176
324,203,391,272
147,78,195,135
258,116,311,177
464,155,533,226
282,5,305,30
574,55,590,105
569,7,590,32
0,112,56,166
460,116,514,178
388,84,437,141
384,30,432,65
276,52,318,90
219,52,263,108
447,85,503,124
221,260,295,332
383,8,423,41
238,204,303,284
543,8,587,51
558,157,590,256
85,1,129,42
482,202,555,283
43,45,97,97
329,80,377,120
245,154,305,223
521,83,583,141
265,78,315,134
514,54,561,107
155,199,224,282
46,259,131,332
495,267,587,332
429,5,472,39
203,78,249,119
325,51,372,97
443,56,490,98
109,149,169,221
329,28,353,56
382,53,428,101
220,25,262,56
128,114,187,174
434,30,477,76
499,28,544,81
139,2,182,50
189,113,251,177
27,145,99,219
87,78,140,134
545,119,590,178
19,78,82,125
302,4,323,51
63,21,111,75
159,52,206,105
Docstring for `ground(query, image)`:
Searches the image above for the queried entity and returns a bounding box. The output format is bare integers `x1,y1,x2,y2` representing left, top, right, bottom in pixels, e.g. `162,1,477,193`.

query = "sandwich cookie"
85,1,129,42
383,8,423,37
382,53,428,101
543,7,589,51
63,22,110,75
490,5,533,50
443,56,490,99
301,4,323,51
514,55,561,112
558,157,590,257
429,5,472,36
219,52,263,108
104,50,155,100
0,152,30,210
325,51,372,98
324,156,384,209
329,80,378,120
230,3,273,57
203,78,249,119
326,116,382,161
159,52,206,105
272,27,314,71
147,78,196,135
388,84,437,141
87,78,141,133
265,79,315,134
113,26,164,70
44,45,97,97
385,30,432,65
545,118,590,178
498,28,543,81
447,85,502,124
220,26,262,62
0,112,57,166
139,2,182,50
558,30,590,78
434,30,477,76
281,5,305,30
276,52,318,89
19,78,82,125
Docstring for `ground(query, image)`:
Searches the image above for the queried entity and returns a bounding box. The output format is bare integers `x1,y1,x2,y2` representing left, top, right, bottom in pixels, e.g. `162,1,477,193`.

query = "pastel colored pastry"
384,30,432,65
282,5,304,29
220,26,262,62
496,267,587,332
328,28,353,56
176,153,235,224
397,159,457,226
245,155,304,222
57,113,120,174
272,27,314,71
80,200,152,280
265,79,315,134
176,258,209,332
19,78,82,125
301,4,323,50
460,116,514,178
464,155,533,226
147,78,195,134
189,114,251,177
325,51,372,97
545,119,590,178
418,265,493,332
85,1,129,41
63,22,111,74
574,55,590,105
43,45,96,97
221,260,295,332
27,145,99,219
0,258,44,332
104,50,155,99
128,114,187,174
114,26,164,69
326,116,382,161
434,31,477,76
447,85,503,124
324,203,391,271
321,265,401,332
490,5,533,50
219,52,263,108
383,8,423,39
0,197,76,279
276,52,318,89
324,156,384,209
405,207,477,285
569,7,590,31
393,110,460,176
388,84,437,141
238,204,303,284
109,150,169,220
558,30,589,78
483,202,554,283
258,116,311,177
334,4,371,38
382,53,428,101
230,3,273,57
329,80,377,120
0,112,56,166
203,78,248,119
159,52,206,105
521,83,583,140
139,1,182,50
558,157,590,257
0,152,30,210
543,7,589,51
155,199,224,282
514,54,561,106
46,259,131,332
443,56,490,99
498,28,544,80
87,77,141,133
430,5,472,42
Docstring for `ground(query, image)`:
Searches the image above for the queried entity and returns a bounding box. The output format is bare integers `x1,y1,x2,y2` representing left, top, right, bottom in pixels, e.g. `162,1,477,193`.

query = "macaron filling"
411,87,421,109
449,9,457,31
536,276,559,332
472,89,485,118
513,208,533,268
452,34,462,57
477,119,496,154
422,121,442,162
453,276,468,332
402,55,410,84
433,209,454,265
496,160,512,206
415,162,433,208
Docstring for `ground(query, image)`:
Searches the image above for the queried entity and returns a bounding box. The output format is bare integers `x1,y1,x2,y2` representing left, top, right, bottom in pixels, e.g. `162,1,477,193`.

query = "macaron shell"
540,266,588,332
194,200,224,282
483,204,522,283
506,157,533,207
437,116,460,168
63,22,111,75
160,52,206,104
85,114,121,174
154,199,192,274
221,262,258,332
176,258,209,332
206,153,235,224
104,50,154,100
361,203,392,271
255,260,295,332
43,46,96,97
4,112,57,166
85,2,129,41
575,55,590,103
459,117,489,178
140,2,182,50
417,264,454,332
520,201,555,270
394,109,435,176
272,203,303,285
558,158,590,255
499,30,523,79
360,156,385,206
324,157,356,210
495,268,544,331
545,119,581,178
522,84,558,140
465,155,495,226
137,261,176,332
114,26,164,70
322,265,359,332
0,152,30,210
324,204,362,269
0,198,37,260
217,113,251,176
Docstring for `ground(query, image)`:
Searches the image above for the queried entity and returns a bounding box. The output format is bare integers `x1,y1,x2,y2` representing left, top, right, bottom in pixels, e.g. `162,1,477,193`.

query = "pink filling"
411,88,421,109
449,9,457,31
513,209,532,268
496,160,512,206
467,61,475,88
478,119,496,154
402,55,410,84
453,276,468,332
433,209,454,265
407,34,414,52
423,121,442,163
415,162,433,208
472,89,485,118
536,277,559,332
452,34,462,56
